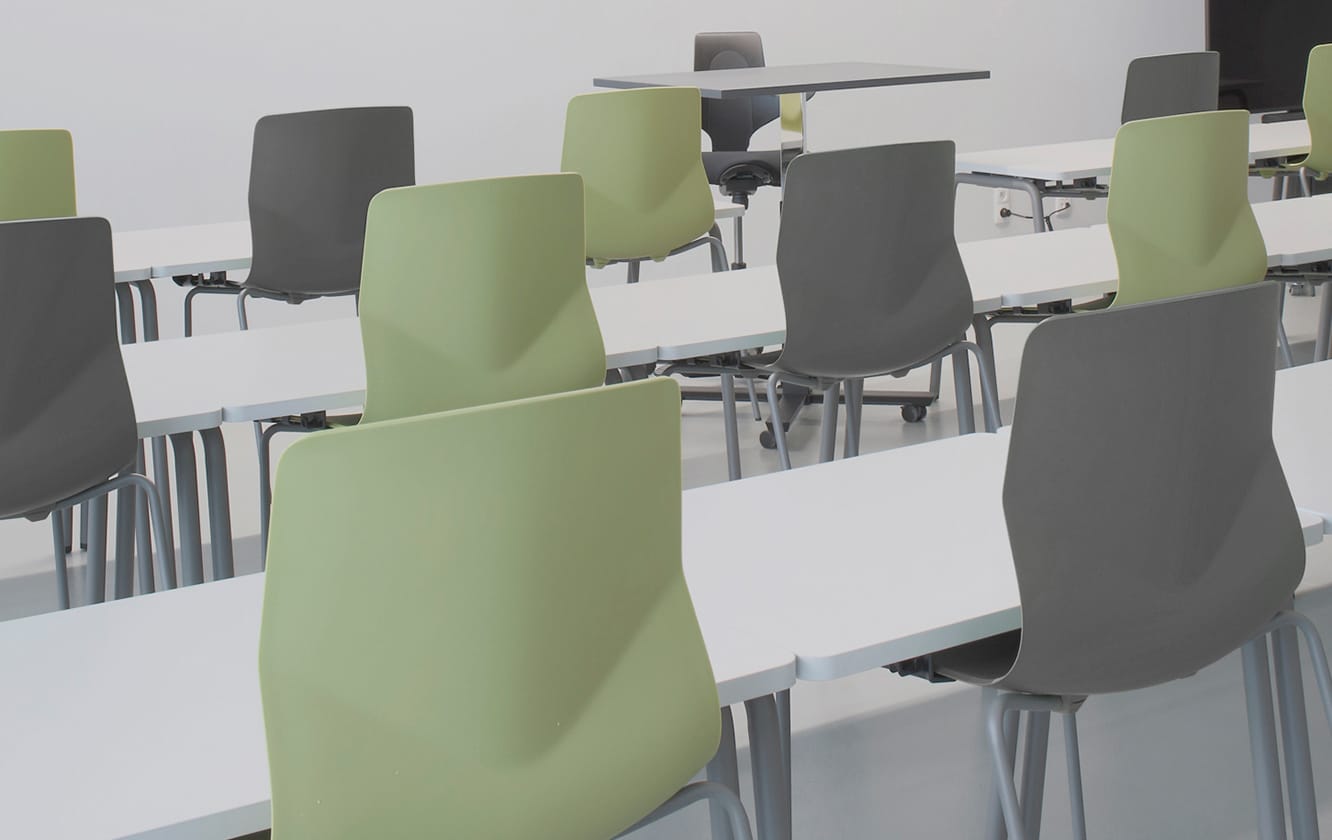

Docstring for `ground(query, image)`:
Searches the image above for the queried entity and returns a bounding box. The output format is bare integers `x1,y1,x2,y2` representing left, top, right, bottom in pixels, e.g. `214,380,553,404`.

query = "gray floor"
3,292,1331,839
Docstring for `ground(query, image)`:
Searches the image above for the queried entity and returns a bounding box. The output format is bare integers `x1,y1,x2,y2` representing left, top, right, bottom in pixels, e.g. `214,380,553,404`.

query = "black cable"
1000,201,1073,223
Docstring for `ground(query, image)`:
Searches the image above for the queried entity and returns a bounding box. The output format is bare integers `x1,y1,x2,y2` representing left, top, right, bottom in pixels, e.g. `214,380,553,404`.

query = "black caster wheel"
901,404,927,423
760,429,776,450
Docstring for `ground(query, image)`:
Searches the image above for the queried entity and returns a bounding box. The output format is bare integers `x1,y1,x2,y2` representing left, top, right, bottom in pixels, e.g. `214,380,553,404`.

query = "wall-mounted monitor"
1208,0,1332,114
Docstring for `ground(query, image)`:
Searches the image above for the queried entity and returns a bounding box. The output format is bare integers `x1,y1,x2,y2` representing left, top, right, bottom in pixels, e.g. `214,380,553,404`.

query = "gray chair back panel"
1121,51,1220,123
1000,283,1304,696
246,107,415,299
695,32,780,152
772,141,973,379
0,217,136,518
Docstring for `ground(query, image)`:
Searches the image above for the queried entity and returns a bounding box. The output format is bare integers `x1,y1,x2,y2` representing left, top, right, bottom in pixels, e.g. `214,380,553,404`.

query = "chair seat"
703,150,784,194
931,629,1021,686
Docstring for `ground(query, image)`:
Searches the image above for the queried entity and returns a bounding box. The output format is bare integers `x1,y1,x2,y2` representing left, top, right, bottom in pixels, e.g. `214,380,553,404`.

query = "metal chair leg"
766,375,792,471
236,287,254,329
953,345,976,435
51,512,70,610
1018,711,1050,840
964,341,1003,432
985,693,1029,840
746,376,762,421
1063,711,1088,840
721,373,742,481
1241,637,1288,840
844,378,863,458
706,708,742,840
818,381,840,463
617,781,753,840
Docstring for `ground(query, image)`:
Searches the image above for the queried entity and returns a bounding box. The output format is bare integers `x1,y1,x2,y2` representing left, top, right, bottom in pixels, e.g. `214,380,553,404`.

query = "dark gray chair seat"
702,149,783,192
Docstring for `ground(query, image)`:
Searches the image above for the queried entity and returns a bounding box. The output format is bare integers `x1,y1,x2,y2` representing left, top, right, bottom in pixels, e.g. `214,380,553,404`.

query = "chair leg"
732,215,746,270
953,345,976,435
818,381,840,464
85,495,108,604
120,473,177,592
721,372,742,481
706,227,730,273
1278,290,1296,369
844,378,863,458
1063,711,1088,840
766,375,792,471
1272,622,1318,840
985,693,1029,840
133,443,154,595
965,341,1003,432
982,687,1018,840
1240,637,1288,840
236,288,254,329
50,512,70,610
257,421,285,567
79,502,88,550
1018,711,1050,840
183,286,200,338
61,507,73,554
626,261,641,284
745,375,762,421
706,707,742,840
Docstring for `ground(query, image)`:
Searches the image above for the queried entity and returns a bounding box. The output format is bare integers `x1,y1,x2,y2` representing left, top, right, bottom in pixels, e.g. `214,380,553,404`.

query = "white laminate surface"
120,343,225,437
1253,194,1332,267
1274,359,1332,531
0,569,792,840
957,120,1311,183
684,432,1020,680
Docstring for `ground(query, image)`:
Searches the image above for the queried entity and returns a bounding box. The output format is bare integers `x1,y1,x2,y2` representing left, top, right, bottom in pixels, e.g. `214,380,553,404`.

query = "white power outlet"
993,189,1011,225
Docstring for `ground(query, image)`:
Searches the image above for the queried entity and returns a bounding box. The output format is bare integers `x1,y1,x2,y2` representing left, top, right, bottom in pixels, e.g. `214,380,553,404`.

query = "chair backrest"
772,141,973,378
1302,44,1332,174
246,107,414,299
0,217,136,519
260,377,719,839
999,284,1303,697
562,87,716,263
695,31,780,152
1121,51,1220,123
0,130,76,222
1107,110,1266,307
357,174,606,424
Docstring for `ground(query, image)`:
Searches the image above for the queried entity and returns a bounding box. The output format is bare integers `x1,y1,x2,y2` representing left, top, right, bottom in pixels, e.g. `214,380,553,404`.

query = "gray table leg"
168,433,206,586
113,479,136,600
744,694,792,840
721,373,742,481
953,345,975,435
776,688,792,809
1273,623,1319,840
199,427,235,580
706,707,743,840
1242,637,1290,840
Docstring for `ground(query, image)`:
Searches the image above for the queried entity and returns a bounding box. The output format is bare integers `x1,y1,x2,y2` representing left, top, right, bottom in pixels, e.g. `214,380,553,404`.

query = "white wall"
3,0,1202,251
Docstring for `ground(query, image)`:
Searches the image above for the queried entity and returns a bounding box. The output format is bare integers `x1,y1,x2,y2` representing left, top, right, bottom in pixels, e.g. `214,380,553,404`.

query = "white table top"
111,200,743,284
0,568,793,840
1274,359,1332,533
1253,194,1332,267
120,345,225,438
956,120,1312,183
594,62,989,99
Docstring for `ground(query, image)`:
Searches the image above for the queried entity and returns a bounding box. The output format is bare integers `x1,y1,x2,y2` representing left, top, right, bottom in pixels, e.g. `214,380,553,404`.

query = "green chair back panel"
260,378,719,839
1303,44,1332,174
1107,110,1267,307
0,130,76,222
780,93,804,137
357,173,606,424
561,87,716,263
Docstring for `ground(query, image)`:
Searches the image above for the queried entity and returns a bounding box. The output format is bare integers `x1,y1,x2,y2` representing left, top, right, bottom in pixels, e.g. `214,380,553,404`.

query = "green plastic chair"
1107,110,1267,307
561,87,727,282
259,378,751,840
1253,44,1332,197
359,173,607,423
254,173,609,558
0,130,76,222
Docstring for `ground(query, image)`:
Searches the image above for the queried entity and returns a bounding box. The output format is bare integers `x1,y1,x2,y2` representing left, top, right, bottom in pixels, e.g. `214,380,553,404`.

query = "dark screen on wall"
1208,0,1332,112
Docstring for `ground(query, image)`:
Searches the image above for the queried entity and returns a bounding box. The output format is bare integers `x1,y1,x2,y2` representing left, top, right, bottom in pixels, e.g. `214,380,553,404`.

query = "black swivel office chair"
695,31,795,269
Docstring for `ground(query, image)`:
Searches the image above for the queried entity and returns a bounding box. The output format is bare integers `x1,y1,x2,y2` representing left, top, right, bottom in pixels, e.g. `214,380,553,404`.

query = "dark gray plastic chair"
696,31,790,269
1121,51,1220,123
928,283,1332,840
0,217,175,608
743,141,1000,471
181,107,415,334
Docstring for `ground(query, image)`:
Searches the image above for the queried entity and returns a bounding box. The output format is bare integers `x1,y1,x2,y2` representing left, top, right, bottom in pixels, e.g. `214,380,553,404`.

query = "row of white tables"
956,119,1313,232
10,352,1332,839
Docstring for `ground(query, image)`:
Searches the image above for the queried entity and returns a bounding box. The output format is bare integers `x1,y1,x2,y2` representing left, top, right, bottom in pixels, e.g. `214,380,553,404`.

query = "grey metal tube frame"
614,781,753,840
955,172,1100,234
702,695,793,840
759,339,1000,474
603,228,730,283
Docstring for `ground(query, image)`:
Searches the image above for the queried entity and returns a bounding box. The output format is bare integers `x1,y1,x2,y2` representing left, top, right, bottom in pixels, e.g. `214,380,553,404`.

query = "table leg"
1316,283,1332,362
133,443,154,595
84,495,108,605
168,433,206,586
199,427,235,580
744,694,792,840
